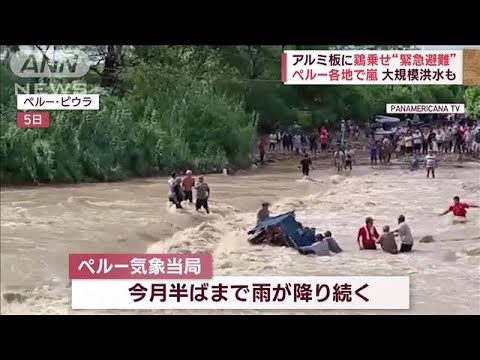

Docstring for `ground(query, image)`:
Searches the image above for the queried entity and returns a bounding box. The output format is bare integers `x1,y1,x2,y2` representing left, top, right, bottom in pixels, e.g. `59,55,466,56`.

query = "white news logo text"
10,49,90,78
14,82,102,95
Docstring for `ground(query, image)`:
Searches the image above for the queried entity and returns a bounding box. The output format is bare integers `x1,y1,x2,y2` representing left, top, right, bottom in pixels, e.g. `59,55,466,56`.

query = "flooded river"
1,157,479,314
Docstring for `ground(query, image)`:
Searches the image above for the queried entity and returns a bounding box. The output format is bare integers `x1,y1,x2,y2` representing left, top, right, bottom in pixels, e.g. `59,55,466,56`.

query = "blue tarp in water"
253,211,316,248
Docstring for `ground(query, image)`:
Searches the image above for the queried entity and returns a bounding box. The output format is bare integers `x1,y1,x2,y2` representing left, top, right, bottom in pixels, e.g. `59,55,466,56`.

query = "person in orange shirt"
182,170,195,203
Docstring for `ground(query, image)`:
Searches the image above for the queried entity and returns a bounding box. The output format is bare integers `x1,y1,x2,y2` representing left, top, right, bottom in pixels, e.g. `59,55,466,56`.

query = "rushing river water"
1,157,480,314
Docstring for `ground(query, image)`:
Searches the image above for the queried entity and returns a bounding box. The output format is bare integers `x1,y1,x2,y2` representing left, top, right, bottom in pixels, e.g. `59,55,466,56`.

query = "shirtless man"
381,136,392,164
345,146,355,170
334,148,345,172
299,153,313,177
182,170,195,203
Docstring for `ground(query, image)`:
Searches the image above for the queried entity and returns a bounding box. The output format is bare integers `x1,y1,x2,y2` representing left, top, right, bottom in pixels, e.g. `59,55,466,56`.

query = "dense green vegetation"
0,45,476,184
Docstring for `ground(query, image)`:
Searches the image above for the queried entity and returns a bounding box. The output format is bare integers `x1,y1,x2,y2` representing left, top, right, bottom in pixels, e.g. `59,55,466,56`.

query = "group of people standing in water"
168,170,211,214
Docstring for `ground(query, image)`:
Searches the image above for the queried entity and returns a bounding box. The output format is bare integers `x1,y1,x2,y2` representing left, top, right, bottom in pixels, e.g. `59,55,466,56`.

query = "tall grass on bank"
0,79,255,185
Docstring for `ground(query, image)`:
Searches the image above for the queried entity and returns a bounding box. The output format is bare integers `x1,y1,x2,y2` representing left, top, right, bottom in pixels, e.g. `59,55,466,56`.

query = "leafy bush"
0,62,255,184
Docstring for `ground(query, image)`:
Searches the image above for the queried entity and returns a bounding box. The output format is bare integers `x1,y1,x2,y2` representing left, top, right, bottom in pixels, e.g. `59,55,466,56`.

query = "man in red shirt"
440,196,479,218
357,217,379,250
319,133,328,153
181,170,195,203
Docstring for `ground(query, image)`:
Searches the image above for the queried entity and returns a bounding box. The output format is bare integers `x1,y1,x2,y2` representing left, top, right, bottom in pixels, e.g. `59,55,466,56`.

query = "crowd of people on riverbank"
260,121,360,174
366,116,480,178
262,116,480,162
370,116,480,161
398,121,477,155
262,124,336,160
264,120,361,158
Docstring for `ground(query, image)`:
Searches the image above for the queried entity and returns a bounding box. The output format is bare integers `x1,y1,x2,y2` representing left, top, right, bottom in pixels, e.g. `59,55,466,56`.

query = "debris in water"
466,247,480,256
442,251,457,262
330,175,343,184
3,292,27,304
419,235,435,243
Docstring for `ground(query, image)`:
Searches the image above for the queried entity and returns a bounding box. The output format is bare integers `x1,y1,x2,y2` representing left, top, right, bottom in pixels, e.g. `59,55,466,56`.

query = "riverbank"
1,149,479,190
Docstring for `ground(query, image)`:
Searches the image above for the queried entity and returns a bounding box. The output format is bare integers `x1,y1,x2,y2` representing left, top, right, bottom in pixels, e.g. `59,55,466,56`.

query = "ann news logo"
9,48,90,78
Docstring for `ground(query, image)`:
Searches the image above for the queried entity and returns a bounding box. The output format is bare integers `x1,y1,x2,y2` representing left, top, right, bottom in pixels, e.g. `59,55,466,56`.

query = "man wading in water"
424,150,437,179
182,170,195,203
393,215,414,252
299,153,313,177
439,196,479,220
345,145,355,170
334,147,345,172
195,176,210,214
168,173,183,209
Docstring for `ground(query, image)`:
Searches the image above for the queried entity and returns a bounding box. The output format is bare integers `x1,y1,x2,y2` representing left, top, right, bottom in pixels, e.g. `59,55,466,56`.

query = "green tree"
0,44,469,185
464,87,480,118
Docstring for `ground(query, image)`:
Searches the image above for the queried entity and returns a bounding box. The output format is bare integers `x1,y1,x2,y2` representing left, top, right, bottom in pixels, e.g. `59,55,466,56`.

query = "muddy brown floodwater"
1,156,479,314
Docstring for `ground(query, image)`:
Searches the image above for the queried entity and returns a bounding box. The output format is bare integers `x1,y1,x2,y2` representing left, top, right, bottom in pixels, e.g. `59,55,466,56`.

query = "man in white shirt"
424,150,437,179
292,134,302,154
465,128,474,153
412,130,422,154
393,215,414,252
269,133,277,151
404,132,413,155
